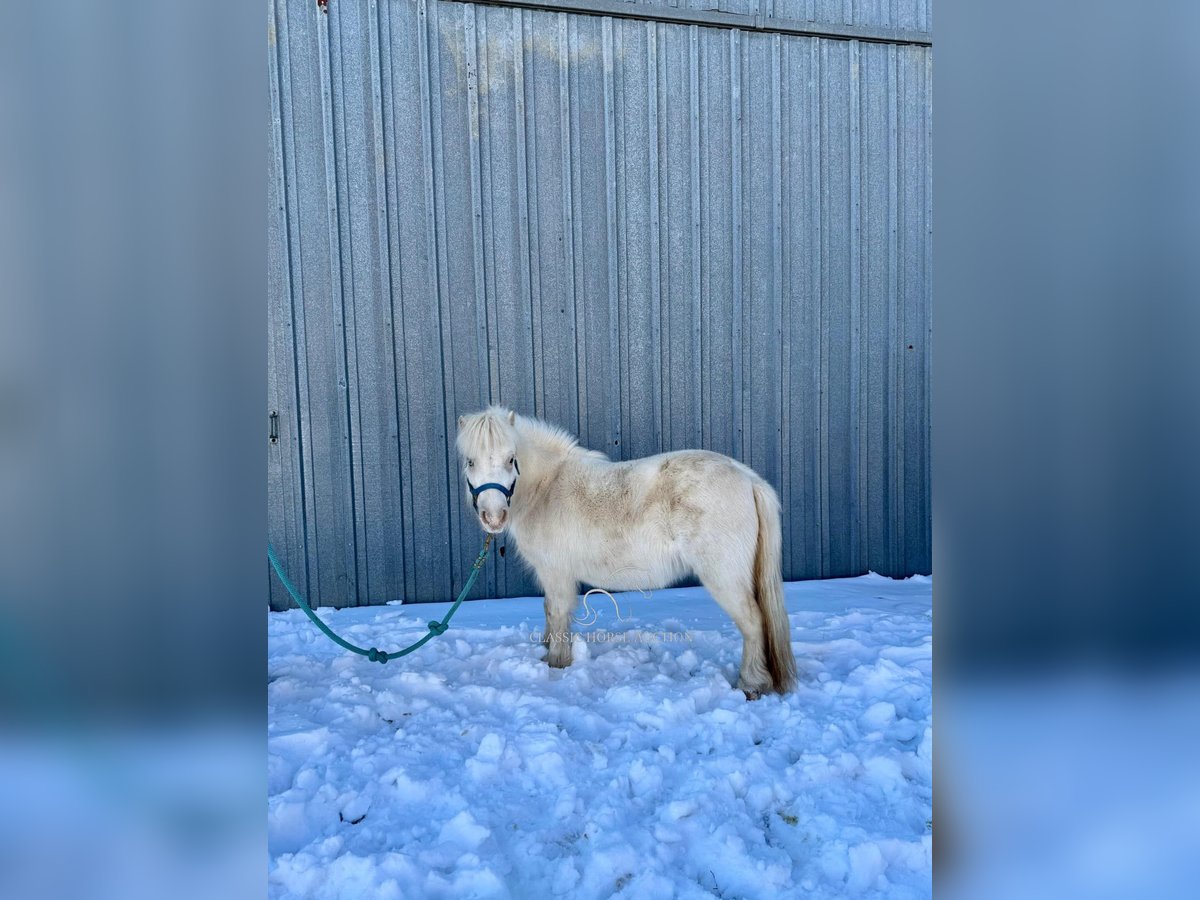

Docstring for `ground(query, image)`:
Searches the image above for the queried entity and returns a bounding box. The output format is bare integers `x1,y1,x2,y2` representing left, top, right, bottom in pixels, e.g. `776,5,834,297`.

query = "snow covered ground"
268,575,932,899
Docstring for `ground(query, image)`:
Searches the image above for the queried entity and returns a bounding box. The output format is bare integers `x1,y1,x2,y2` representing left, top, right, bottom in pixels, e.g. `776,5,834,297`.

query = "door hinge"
269,410,279,444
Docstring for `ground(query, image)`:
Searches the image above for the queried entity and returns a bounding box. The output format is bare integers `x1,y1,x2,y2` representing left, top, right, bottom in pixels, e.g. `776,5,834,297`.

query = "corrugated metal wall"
268,0,931,609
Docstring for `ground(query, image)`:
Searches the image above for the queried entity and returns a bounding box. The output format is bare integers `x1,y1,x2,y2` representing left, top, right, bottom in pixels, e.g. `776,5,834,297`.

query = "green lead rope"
267,533,493,663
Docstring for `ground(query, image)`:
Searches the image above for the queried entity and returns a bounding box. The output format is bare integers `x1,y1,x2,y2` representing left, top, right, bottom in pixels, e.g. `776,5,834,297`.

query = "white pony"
456,407,797,697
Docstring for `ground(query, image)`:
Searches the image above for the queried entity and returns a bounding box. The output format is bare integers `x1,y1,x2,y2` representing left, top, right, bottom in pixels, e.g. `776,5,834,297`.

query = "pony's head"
456,406,520,534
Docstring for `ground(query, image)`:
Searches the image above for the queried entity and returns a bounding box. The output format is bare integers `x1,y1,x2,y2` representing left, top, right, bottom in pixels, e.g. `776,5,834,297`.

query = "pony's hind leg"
540,575,578,668
696,566,773,698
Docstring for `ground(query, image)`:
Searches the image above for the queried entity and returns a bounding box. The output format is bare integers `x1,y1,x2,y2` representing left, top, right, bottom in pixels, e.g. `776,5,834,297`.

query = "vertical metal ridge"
772,33,792,571
569,17,587,440
462,3,492,594
557,14,580,436
510,7,532,595
365,0,401,602
698,28,711,451
603,17,623,453
689,25,702,440
464,4,490,414
338,0,371,605
818,37,831,578
407,0,437,600
848,37,863,572
388,0,417,602
268,0,287,608
337,1,363,604
425,0,459,599
328,2,367,605
288,0,311,606
729,27,743,461
268,0,284,605
894,43,906,572
770,33,783,496
374,0,410,600
269,0,309,609
778,36,792,573
885,40,898,575
523,10,546,419
737,31,750,463
654,23,669,450
352,4,374,604
568,17,585,442
648,21,664,453
615,19,631,450
317,0,359,606
471,6,499,597
287,0,320,606
477,8,502,401
805,35,821,576
921,46,932,573
316,1,340,603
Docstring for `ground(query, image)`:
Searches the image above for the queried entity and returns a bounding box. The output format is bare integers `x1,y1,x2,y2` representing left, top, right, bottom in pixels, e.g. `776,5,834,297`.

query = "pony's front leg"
541,577,578,668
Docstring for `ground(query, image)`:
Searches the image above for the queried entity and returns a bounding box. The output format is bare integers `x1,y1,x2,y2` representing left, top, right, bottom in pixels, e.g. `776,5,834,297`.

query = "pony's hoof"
546,650,573,669
738,677,771,700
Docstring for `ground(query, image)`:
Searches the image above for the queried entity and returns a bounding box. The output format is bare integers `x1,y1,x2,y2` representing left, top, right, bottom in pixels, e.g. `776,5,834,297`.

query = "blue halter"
468,458,519,510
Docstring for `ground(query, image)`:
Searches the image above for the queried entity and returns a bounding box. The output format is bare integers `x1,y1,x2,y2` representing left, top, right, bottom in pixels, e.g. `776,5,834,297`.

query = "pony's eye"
467,460,474,468
508,457,514,466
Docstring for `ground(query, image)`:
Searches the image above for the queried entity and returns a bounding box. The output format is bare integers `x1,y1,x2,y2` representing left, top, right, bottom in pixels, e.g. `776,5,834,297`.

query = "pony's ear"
457,415,465,429
507,409,515,425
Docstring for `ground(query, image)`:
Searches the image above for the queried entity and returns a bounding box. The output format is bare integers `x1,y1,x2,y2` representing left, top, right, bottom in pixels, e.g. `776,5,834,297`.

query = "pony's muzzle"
479,508,508,532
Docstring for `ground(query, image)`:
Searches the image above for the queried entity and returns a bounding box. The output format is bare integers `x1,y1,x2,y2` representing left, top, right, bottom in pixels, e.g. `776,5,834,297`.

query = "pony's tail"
752,480,797,693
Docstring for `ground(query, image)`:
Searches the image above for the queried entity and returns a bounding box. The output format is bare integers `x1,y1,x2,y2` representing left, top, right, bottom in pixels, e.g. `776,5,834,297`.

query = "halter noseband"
467,458,519,510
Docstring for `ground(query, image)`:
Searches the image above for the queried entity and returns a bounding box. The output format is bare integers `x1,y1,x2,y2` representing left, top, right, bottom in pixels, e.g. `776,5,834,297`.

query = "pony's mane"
458,406,593,460
456,406,516,456
516,414,583,457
